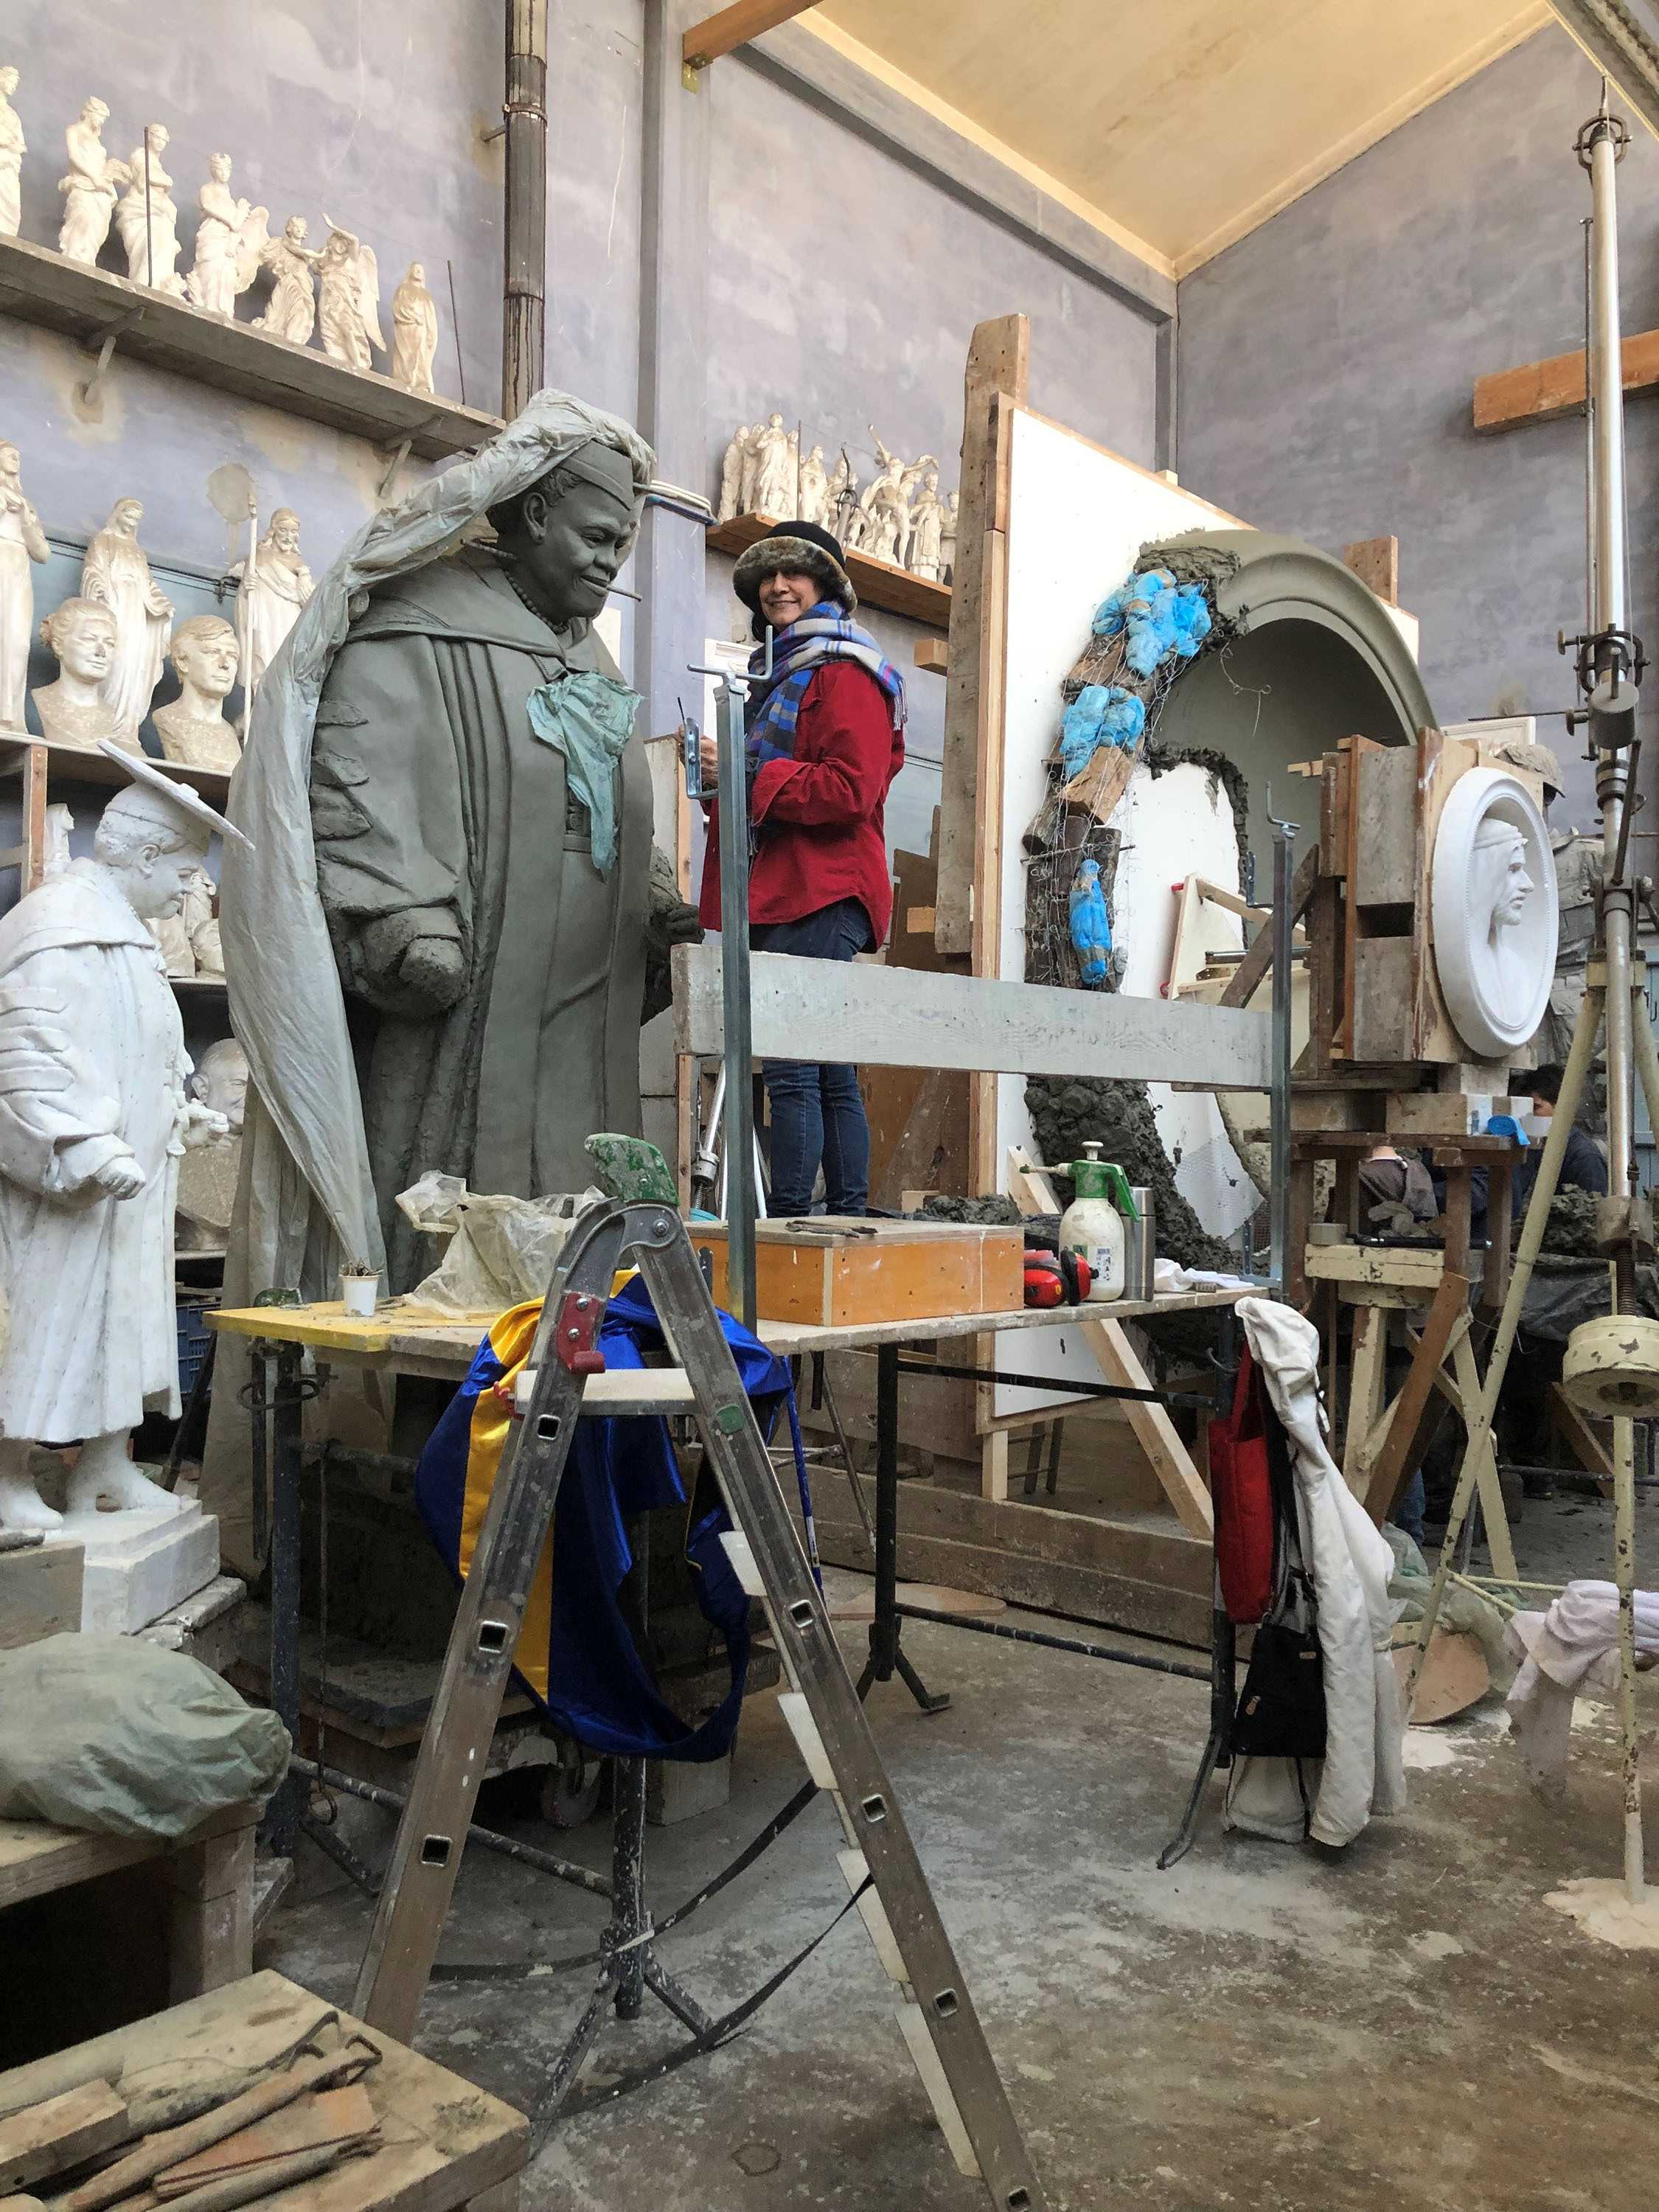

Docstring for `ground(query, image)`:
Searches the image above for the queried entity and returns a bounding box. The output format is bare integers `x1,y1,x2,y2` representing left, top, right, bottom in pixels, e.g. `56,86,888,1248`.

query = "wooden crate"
689,1219,1023,1329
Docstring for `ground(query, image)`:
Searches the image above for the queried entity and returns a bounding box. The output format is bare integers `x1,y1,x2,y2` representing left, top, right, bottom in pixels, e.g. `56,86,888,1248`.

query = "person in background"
696,520,905,1217
1514,1060,1609,1208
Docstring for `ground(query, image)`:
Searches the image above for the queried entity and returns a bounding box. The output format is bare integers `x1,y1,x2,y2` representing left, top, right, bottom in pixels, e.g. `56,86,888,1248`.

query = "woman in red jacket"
697,520,905,1217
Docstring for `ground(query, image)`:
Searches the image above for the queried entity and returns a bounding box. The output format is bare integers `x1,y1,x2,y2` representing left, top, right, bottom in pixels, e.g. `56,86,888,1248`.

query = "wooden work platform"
0,234,504,459
0,1801,260,2065
0,1970,528,2212
209,1285,1247,1377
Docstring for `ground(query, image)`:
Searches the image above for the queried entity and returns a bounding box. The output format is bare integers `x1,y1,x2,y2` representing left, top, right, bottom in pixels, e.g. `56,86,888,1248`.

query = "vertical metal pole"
1266,796,1297,1289
502,0,548,420
264,1343,305,1859
1583,217,1598,633
715,678,757,1330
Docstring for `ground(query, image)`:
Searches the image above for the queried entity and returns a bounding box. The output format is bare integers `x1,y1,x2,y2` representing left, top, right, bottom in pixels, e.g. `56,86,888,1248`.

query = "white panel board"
991,411,1253,1419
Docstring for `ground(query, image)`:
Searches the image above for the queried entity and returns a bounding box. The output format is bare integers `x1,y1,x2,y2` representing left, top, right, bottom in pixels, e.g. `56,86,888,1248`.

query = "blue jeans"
750,898,872,1216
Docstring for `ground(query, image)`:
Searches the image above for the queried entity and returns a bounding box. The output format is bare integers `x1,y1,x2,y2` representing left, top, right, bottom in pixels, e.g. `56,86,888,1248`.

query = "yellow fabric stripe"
458,1298,552,1700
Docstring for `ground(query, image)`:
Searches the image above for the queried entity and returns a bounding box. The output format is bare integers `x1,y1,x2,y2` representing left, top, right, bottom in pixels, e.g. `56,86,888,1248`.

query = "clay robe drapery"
0,862,186,1439
309,549,651,1292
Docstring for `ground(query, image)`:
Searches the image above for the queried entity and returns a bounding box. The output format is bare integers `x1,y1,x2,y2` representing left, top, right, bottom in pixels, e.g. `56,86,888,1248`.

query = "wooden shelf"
0,233,504,460
0,732,229,802
173,975,229,1002
707,512,952,631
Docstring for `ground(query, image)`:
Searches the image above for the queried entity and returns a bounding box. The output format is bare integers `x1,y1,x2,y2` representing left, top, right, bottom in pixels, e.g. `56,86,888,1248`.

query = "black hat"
732,520,855,616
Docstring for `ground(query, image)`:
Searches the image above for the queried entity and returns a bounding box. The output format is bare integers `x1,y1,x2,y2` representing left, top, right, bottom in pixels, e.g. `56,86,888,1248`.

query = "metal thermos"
1123,1185,1156,1300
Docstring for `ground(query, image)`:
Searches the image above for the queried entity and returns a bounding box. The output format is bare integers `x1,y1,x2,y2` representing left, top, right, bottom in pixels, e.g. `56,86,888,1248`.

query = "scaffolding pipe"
502,0,549,420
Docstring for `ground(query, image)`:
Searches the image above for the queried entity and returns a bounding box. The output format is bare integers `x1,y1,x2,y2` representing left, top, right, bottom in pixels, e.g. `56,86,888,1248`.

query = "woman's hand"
698,730,719,784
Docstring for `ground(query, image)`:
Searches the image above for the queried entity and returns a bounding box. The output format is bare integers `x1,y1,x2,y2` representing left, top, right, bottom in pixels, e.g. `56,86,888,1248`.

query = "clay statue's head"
41,597,117,684
108,497,143,537
169,614,240,703
323,229,352,263
809,443,824,463
947,491,960,512
923,467,939,493
209,151,232,183
189,1037,248,1131
94,786,211,921
1473,817,1533,939
0,68,19,98
145,123,168,155
268,507,301,556
487,440,638,626
83,98,108,128
767,412,785,431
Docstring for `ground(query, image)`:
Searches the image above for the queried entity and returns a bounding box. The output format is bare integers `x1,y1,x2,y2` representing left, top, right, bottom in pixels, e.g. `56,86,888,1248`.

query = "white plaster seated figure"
185,154,268,321
29,596,126,752
0,66,26,242
153,613,242,771
0,747,248,1531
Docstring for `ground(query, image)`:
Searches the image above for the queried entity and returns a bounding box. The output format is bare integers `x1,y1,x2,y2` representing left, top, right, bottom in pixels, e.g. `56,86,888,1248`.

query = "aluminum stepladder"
352,1197,1046,2212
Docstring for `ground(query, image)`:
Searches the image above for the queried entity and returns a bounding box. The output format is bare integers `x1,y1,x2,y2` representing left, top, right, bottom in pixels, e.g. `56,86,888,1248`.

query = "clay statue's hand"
91,1155,145,1200
351,910,467,1015
180,1099,230,1149
400,934,467,1003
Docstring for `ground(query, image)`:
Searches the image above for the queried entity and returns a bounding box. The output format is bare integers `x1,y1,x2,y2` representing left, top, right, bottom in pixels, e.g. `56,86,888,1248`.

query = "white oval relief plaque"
1430,767,1558,1059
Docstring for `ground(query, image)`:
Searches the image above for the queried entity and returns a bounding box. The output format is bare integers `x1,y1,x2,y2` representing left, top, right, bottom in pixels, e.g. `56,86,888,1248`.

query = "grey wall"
705,58,1162,508
1176,24,1659,830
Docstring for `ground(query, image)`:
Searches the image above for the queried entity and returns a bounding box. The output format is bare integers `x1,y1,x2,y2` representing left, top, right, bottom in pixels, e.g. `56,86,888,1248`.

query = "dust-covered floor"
264,1558,1659,2212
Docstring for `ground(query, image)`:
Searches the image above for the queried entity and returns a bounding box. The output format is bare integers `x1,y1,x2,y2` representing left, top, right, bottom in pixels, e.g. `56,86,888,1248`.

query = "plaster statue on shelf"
29,597,129,753
796,443,830,531
185,154,269,320
0,746,249,1533
114,123,186,295
827,450,858,543
80,498,173,747
147,901,195,978
253,215,321,346
905,466,948,582
176,1037,246,1255
749,413,796,518
389,261,438,392
0,66,25,241
184,867,224,976
153,613,242,773
717,425,751,521
0,442,49,734
940,490,959,584
57,97,128,265
849,432,908,558
231,508,313,696
41,804,73,881
316,219,382,372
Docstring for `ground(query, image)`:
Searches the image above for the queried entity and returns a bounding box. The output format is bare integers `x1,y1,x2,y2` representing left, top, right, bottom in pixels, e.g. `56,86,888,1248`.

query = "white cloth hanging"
1225,1296,1408,1848
1505,1579,1659,1799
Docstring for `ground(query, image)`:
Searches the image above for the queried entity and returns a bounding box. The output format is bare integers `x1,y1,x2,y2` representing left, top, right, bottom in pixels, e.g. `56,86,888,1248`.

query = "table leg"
262,1343,305,1857
611,1757,647,2022
859,1342,949,1715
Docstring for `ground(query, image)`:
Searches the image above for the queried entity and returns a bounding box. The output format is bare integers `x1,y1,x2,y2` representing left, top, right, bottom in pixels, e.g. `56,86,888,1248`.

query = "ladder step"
778,1691,839,1792
895,2002,984,2183
837,1848,910,1987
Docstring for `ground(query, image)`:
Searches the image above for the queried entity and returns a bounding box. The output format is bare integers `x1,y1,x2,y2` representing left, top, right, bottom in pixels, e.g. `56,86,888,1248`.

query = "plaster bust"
1430,766,1559,1059
153,613,242,771
189,1036,248,1132
30,596,133,753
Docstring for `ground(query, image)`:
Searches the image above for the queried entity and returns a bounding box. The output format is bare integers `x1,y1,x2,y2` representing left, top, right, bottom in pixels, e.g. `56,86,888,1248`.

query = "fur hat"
732,521,855,615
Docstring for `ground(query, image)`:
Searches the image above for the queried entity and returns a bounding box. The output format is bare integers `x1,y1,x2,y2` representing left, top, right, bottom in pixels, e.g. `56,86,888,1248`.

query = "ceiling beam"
1548,1,1659,139
683,0,815,72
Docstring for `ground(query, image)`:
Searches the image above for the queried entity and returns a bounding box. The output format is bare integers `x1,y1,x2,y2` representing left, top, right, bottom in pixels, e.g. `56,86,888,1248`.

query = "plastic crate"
176,1300,218,1396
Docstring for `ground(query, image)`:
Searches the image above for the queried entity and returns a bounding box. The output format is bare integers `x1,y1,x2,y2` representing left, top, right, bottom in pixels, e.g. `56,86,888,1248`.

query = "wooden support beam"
1367,1272,1469,1521
1216,844,1319,1013
1342,1304,1389,1498
1342,536,1399,605
1079,1316,1214,1540
684,0,815,71
914,637,949,675
1472,327,1659,435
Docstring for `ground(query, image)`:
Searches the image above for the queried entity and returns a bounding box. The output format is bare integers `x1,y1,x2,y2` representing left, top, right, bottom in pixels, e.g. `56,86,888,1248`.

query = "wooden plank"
683,0,814,68
1304,1242,1444,1291
968,513,1010,1189
1212,845,1318,1013
0,734,229,807
1472,325,1659,435
704,514,950,629
674,942,1272,1088
0,2083,128,2193
1078,1317,1213,1538
0,1802,259,1914
0,1541,83,1649
1367,1272,1467,1520
936,315,1029,959
1342,1304,1389,1500
1452,1326,1517,1582
1057,737,1138,827
0,235,502,460
913,639,949,675
1351,936,1416,1062
1342,536,1399,604
1549,1381,1615,1482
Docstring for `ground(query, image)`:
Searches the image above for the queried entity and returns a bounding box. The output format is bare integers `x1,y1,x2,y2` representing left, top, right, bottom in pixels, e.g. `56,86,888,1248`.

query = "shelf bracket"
375,438,413,502
75,310,142,408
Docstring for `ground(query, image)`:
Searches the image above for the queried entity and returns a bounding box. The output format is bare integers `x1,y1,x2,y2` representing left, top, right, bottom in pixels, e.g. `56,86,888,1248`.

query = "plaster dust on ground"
263,1567,1659,2212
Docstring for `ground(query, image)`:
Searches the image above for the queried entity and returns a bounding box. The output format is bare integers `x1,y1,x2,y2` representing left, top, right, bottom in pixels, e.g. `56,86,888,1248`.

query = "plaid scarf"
744,601,906,765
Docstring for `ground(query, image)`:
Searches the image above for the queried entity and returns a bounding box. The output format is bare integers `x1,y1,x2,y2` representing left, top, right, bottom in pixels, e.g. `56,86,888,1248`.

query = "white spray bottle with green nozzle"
1060,1142,1138,1303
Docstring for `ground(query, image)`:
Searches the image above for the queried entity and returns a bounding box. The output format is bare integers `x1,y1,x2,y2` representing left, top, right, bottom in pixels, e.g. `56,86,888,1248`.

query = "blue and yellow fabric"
414,1274,800,1763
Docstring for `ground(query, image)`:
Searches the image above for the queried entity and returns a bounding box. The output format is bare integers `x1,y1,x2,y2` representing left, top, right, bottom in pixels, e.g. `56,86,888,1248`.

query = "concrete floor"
265,1512,1659,2212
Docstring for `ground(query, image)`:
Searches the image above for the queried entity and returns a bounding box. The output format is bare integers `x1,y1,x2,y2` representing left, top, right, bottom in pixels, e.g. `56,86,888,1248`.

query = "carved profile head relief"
1430,766,1558,1060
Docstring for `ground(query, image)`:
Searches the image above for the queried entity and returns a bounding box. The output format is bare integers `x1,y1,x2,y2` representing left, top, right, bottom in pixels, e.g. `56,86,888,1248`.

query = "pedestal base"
55,1497,220,1635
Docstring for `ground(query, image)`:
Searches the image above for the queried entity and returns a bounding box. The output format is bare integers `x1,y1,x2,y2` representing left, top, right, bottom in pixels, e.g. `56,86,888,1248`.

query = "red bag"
1208,1346,1276,1625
